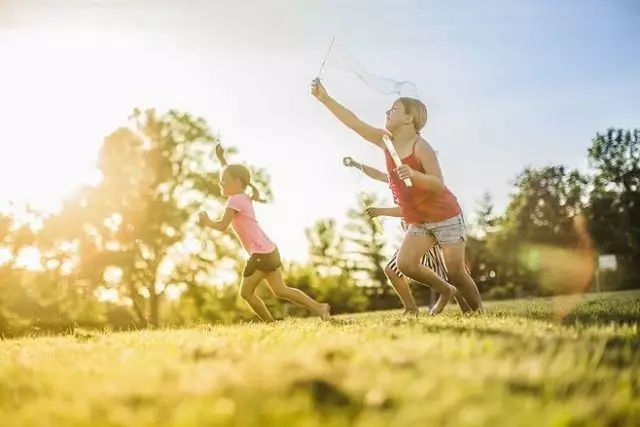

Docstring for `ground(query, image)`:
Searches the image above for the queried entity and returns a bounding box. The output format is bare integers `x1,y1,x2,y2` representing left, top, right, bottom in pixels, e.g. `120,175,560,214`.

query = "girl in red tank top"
311,78,484,315
384,138,461,224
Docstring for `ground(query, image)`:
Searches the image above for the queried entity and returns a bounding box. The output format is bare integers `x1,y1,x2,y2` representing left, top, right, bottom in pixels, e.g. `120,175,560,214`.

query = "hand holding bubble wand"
382,134,412,187
343,156,384,235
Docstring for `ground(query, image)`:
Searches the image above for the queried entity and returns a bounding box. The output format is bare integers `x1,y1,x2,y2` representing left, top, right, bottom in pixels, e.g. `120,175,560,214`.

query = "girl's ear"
405,114,414,125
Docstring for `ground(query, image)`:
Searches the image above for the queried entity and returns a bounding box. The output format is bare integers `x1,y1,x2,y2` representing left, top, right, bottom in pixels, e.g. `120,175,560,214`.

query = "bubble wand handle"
382,135,412,187
360,192,384,235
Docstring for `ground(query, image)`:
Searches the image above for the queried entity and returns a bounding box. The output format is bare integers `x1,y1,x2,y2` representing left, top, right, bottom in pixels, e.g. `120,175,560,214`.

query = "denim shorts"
406,214,466,245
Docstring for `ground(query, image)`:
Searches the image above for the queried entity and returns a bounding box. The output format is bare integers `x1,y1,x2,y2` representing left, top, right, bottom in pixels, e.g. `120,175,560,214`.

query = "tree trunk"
149,285,159,328
127,281,148,327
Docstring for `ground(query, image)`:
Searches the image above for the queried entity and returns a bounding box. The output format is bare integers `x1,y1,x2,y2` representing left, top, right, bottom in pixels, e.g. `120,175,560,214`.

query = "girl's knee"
397,258,417,278
270,286,288,299
447,265,467,282
239,285,254,300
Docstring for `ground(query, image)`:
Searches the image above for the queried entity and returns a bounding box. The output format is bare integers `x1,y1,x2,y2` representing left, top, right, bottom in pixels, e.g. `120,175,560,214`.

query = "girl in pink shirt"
199,145,330,322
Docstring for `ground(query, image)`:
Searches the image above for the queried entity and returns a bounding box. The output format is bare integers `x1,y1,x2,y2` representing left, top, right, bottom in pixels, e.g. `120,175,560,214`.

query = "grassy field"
1,291,638,427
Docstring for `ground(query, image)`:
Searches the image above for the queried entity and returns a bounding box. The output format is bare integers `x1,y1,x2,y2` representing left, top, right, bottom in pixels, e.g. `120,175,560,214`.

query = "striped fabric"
386,245,448,281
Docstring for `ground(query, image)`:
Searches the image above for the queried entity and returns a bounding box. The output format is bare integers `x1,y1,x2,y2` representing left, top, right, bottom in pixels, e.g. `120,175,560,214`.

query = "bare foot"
473,305,486,315
403,308,420,316
318,303,331,321
430,285,457,316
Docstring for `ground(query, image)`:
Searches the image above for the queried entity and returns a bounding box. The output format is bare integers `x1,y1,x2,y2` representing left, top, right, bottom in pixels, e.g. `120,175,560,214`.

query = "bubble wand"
343,156,384,235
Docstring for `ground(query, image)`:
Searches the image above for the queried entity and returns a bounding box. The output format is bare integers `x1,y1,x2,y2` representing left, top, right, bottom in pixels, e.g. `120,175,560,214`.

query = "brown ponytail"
224,164,264,203
248,182,261,202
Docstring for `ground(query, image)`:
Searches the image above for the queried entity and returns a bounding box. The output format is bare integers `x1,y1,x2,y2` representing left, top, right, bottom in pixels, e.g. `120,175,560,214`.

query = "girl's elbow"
213,222,228,232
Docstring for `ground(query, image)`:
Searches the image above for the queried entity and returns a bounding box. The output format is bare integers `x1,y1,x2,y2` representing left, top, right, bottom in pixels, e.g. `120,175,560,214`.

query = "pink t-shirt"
225,194,276,255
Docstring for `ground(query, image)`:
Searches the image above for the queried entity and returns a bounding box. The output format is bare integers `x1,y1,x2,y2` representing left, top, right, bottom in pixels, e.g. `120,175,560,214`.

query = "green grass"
1,291,639,427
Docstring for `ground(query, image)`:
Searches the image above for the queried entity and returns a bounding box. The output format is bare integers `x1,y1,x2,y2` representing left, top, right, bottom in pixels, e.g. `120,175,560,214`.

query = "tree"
305,218,346,275
38,109,272,327
587,128,640,288
472,192,498,238
283,262,368,314
302,217,374,313
343,192,395,310
0,208,75,336
466,192,499,295
488,166,590,296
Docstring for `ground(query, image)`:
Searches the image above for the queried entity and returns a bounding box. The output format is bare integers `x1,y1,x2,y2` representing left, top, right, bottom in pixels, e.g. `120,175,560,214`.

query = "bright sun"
0,25,167,213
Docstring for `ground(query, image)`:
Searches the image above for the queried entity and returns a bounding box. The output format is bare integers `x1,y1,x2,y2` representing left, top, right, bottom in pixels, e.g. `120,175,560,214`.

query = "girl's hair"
397,97,428,133
224,164,262,202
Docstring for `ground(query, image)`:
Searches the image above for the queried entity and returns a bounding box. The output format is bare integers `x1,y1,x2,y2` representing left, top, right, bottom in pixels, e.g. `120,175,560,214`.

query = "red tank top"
385,140,461,224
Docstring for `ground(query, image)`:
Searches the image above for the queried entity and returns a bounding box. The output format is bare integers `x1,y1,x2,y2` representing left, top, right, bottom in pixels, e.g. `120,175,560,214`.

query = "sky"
0,0,638,262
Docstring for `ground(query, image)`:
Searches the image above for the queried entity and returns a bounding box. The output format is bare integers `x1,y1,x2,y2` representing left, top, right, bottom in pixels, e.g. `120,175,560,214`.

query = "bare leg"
239,271,274,322
410,279,471,312
384,264,419,314
455,294,473,313
264,269,331,320
412,246,471,313
397,233,457,315
442,242,484,312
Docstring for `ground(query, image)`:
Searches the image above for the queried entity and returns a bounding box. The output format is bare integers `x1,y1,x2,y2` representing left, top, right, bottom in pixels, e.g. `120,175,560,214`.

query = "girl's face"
219,169,242,197
385,100,410,132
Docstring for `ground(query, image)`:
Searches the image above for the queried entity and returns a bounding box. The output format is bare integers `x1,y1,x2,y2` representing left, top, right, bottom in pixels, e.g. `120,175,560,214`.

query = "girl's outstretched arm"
345,157,388,183
311,79,386,148
366,206,402,218
360,163,388,183
199,208,235,232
